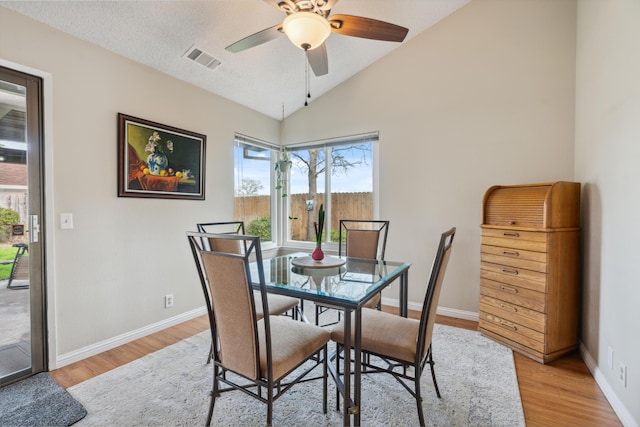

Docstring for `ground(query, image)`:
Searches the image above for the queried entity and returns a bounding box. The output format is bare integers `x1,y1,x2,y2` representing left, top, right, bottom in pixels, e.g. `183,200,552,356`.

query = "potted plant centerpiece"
312,204,325,261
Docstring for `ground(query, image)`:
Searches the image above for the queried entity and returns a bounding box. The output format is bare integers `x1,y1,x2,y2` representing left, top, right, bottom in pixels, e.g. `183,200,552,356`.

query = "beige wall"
0,8,279,358
286,0,577,312
575,1,640,424
3,2,638,423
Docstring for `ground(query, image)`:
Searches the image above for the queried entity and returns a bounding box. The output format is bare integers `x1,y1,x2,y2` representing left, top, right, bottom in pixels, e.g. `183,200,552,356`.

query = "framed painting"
118,113,206,200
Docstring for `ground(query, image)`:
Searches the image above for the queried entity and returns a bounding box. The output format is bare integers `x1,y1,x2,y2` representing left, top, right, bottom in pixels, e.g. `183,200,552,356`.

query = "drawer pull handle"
503,232,520,237
500,285,518,294
502,268,519,275
501,303,518,312
500,322,518,332
502,250,519,257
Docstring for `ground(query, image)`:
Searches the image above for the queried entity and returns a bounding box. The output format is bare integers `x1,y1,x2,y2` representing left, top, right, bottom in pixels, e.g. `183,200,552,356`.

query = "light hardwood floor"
50,311,621,426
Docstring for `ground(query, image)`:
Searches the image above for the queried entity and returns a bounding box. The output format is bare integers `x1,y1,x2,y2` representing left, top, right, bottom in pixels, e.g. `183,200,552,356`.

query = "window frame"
234,132,379,252
281,132,380,252
233,133,279,250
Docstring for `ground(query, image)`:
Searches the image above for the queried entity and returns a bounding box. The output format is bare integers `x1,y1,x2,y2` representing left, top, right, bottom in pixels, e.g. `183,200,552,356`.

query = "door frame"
0,59,58,370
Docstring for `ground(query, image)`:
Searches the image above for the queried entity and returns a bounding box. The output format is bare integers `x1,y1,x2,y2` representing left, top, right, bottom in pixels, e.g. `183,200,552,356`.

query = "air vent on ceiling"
183,45,221,71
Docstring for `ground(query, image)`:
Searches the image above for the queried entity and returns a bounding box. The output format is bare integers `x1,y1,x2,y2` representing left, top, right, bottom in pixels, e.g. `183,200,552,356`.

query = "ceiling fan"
226,0,409,76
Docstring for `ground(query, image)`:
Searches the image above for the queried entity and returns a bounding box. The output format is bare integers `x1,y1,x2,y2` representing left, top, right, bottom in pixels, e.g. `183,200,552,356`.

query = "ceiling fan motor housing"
278,0,333,16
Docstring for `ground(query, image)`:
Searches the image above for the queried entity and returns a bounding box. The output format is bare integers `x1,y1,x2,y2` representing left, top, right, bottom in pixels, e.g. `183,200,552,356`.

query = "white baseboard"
56,299,476,369
436,306,479,322
381,296,479,322
579,342,637,427
54,307,207,369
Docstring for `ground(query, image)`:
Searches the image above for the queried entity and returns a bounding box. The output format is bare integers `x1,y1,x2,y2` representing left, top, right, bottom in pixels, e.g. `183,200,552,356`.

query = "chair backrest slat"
339,220,389,260
197,221,246,254
208,238,243,254
188,232,268,381
417,227,456,361
201,251,259,379
346,229,380,259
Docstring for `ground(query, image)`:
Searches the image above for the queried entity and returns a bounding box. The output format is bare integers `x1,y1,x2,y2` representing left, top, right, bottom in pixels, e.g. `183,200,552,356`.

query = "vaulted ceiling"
1,0,471,119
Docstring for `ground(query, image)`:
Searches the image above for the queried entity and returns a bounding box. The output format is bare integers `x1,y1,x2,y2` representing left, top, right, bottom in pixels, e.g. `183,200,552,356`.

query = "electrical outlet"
608,346,614,370
165,294,174,308
618,362,627,387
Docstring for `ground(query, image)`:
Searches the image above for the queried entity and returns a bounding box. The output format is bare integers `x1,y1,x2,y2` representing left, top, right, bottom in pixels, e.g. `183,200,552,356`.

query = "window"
286,133,378,245
234,132,379,247
234,134,275,243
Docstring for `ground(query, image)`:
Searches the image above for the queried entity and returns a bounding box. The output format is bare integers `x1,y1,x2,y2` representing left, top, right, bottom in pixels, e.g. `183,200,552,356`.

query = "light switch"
60,213,74,229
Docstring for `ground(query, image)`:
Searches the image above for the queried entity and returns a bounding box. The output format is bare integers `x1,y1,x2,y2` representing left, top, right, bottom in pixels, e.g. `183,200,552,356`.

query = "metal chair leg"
428,346,441,398
207,342,213,364
267,386,274,426
323,346,328,414
207,365,219,426
415,372,425,426
335,344,341,412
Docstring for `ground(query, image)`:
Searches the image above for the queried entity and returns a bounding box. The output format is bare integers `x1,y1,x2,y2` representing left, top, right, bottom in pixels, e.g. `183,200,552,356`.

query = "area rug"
0,372,87,426
68,324,524,426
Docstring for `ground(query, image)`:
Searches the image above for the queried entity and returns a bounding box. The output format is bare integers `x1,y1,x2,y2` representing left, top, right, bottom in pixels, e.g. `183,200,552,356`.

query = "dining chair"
187,232,331,426
196,221,301,363
315,219,389,326
330,227,455,426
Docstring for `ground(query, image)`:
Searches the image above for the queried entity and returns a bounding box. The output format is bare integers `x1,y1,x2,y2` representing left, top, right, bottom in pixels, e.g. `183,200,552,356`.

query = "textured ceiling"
1,0,471,119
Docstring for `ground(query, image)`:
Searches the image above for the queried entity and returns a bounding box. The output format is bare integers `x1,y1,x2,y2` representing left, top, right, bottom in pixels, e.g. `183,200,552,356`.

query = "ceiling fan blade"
329,14,408,43
306,43,328,76
225,24,283,53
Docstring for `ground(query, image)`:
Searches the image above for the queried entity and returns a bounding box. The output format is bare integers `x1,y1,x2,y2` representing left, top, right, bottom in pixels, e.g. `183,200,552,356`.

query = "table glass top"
252,252,410,306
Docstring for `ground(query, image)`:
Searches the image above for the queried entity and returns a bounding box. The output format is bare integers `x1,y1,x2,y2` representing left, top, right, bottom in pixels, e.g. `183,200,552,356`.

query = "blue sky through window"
235,143,372,196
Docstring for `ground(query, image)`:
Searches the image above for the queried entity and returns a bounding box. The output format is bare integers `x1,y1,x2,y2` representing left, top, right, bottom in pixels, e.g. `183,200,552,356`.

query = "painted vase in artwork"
147,152,169,176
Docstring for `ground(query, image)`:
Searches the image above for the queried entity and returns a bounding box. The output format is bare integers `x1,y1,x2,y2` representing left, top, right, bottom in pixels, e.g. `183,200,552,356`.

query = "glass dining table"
251,252,411,426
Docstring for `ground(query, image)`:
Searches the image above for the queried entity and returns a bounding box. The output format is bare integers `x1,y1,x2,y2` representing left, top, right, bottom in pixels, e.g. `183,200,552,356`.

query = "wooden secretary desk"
479,181,581,363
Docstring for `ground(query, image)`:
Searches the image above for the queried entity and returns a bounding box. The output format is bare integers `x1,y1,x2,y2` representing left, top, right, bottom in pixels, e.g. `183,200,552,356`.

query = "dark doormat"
0,372,87,426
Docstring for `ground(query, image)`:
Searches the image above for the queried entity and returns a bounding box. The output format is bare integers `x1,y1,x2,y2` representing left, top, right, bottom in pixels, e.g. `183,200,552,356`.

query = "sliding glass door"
0,66,46,385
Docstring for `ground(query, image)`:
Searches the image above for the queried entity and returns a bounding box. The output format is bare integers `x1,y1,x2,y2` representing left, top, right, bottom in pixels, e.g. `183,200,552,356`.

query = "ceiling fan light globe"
283,11,331,50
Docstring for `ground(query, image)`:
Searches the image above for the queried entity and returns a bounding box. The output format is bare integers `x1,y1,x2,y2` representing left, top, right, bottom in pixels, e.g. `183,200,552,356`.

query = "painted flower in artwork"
144,131,174,176
144,131,174,156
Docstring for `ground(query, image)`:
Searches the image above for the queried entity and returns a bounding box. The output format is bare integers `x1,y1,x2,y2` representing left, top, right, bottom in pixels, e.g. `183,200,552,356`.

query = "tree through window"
287,133,378,244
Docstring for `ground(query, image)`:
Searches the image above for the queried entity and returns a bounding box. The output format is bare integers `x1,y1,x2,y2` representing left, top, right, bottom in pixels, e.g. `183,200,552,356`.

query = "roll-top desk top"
480,181,580,363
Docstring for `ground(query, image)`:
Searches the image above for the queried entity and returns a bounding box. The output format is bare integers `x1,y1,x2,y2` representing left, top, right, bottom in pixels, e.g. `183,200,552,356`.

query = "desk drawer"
480,295,545,332
480,277,547,312
479,311,544,353
482,228,548,242
481,236,547,252
481,249,547,273
480,262,547,293
481,229,548,253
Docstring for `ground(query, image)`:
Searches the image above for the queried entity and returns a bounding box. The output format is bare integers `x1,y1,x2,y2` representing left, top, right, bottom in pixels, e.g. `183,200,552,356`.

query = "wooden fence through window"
234,192,372,240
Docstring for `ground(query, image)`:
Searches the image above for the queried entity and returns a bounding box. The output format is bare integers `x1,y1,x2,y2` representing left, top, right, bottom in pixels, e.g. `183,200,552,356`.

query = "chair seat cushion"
330,308,419,363
254,292,298,319
259,316,330,380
